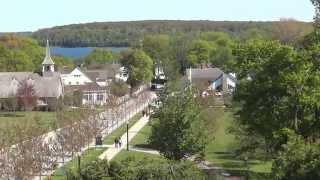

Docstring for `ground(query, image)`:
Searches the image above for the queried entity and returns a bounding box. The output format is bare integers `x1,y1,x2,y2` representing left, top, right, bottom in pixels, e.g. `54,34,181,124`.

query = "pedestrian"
114,138,118,148
118,138,122,148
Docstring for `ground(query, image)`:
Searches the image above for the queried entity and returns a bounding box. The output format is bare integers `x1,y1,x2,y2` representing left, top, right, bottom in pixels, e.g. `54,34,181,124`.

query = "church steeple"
42,40,55,73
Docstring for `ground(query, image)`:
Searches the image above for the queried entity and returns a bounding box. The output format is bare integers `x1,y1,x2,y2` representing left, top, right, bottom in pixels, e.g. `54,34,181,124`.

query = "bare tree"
17,79,37,111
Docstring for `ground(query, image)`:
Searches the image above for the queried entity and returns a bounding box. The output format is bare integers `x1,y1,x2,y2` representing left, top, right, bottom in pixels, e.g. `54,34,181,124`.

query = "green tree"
53,55,75,70
120,49,153,88
84,49,114,68
0,35,44,72
272,128,320,180
110,80,129,97
187,40,213,67
200,32,235,71
143,34,170,61
149,89,210,160
233,39,320,153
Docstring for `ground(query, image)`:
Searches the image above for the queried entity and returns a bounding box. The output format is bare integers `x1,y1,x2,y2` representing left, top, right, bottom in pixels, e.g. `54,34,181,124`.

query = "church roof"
0,72,63,98
42,40,55,65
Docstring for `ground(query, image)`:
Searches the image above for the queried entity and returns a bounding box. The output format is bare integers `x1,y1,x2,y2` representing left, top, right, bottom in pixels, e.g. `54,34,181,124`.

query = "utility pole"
78,156,81,177
127,122,129,151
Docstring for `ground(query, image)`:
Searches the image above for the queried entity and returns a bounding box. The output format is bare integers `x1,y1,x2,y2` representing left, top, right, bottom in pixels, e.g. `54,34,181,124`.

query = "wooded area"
31,20,313,47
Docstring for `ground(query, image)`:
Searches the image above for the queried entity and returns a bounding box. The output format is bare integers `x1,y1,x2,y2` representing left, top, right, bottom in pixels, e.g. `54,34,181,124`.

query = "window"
76,81,79,85
68,82,71,85
97,94,103,101
84,94,89,100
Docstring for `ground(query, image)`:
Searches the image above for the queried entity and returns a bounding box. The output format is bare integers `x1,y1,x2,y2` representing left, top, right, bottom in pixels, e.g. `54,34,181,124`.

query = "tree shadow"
0,112,25,118
134,143,153,149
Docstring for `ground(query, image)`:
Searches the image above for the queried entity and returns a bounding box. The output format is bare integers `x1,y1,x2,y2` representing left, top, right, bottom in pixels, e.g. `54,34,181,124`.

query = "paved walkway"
98,115,150,161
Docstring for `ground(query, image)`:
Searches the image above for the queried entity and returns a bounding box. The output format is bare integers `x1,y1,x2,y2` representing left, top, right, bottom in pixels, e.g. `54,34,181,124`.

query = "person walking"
114,138,118,148
118,138,122,148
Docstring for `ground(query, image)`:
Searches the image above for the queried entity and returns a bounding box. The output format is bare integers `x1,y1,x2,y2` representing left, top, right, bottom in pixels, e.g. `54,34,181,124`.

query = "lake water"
51,47,127,59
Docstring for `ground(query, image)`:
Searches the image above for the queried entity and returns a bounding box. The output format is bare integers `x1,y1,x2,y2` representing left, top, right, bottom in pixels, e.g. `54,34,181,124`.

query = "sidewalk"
98,115,150,161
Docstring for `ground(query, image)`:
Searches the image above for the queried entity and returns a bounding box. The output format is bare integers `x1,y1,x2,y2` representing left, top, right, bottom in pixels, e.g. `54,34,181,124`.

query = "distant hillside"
32,20,313,47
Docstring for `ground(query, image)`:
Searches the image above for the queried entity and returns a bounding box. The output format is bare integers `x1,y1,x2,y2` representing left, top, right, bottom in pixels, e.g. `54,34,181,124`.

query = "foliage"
143,34,170,61
272,128,320,180
32,20,312,47
187,40,213,67
67,156,206,180
201,31,235,71
110,80,129,97
52,55,75,70
84,48,115,68
0,34,74,72
120,49,153,88
232,38,320,155
149,88,211,160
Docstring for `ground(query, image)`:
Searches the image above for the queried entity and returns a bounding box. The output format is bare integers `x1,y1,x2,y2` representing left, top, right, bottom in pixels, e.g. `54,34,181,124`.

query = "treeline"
0,35,74,72
32,20,313,47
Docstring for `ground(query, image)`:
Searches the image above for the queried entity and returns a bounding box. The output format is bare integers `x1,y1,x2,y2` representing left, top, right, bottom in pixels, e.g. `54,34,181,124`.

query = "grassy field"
130,121,152,147
52,147,107,180
115,109,272,174
113,150,163,162
103,113,142,144
0,111,56,130
204,110,272,174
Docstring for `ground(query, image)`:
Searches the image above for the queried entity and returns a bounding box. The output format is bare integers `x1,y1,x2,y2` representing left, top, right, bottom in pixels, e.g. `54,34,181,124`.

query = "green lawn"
130,122,152,147
52,147,107,180
0,111,56,130
113,150,163,162
204,110,272,174
103,113,142,144
118,109,272,174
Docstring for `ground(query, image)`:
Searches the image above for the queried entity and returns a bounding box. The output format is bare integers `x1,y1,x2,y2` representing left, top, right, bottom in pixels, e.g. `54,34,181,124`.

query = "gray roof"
189,68,224,82
188,68,236,85
42,40,55,65
83,64,121,81
0,72,63,98
64,82,106,93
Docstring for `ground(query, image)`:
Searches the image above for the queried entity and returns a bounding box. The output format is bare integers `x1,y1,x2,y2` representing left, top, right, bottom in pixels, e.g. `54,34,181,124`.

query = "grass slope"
204,110,272,173
103,113,142,144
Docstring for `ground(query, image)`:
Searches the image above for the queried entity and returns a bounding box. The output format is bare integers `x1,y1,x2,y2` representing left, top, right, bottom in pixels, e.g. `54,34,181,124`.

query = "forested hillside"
32,20,313,47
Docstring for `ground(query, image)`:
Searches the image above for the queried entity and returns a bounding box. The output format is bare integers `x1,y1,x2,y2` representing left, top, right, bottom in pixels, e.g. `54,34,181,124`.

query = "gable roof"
83,64,121,81
0,72,63,98
187,68,237,88
189,68,224,82
64,82,106,92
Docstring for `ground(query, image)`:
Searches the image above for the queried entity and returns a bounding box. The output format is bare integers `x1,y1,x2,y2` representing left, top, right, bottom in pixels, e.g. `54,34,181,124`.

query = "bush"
272,129,320,180
70,156,206,180
110,81,129,97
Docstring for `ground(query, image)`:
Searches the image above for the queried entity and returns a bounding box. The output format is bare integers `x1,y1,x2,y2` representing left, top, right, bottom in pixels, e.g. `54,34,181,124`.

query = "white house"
61,64,129,106
186,68,236,93
61,67,93,86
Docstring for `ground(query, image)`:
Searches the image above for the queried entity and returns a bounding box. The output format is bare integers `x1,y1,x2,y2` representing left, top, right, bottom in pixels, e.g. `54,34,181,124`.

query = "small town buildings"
0,40,64,110
186,68,236,94
61,64,128,106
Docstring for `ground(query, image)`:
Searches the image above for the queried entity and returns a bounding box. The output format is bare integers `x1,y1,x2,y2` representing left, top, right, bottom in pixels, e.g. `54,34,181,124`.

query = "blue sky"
0,0,315,32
